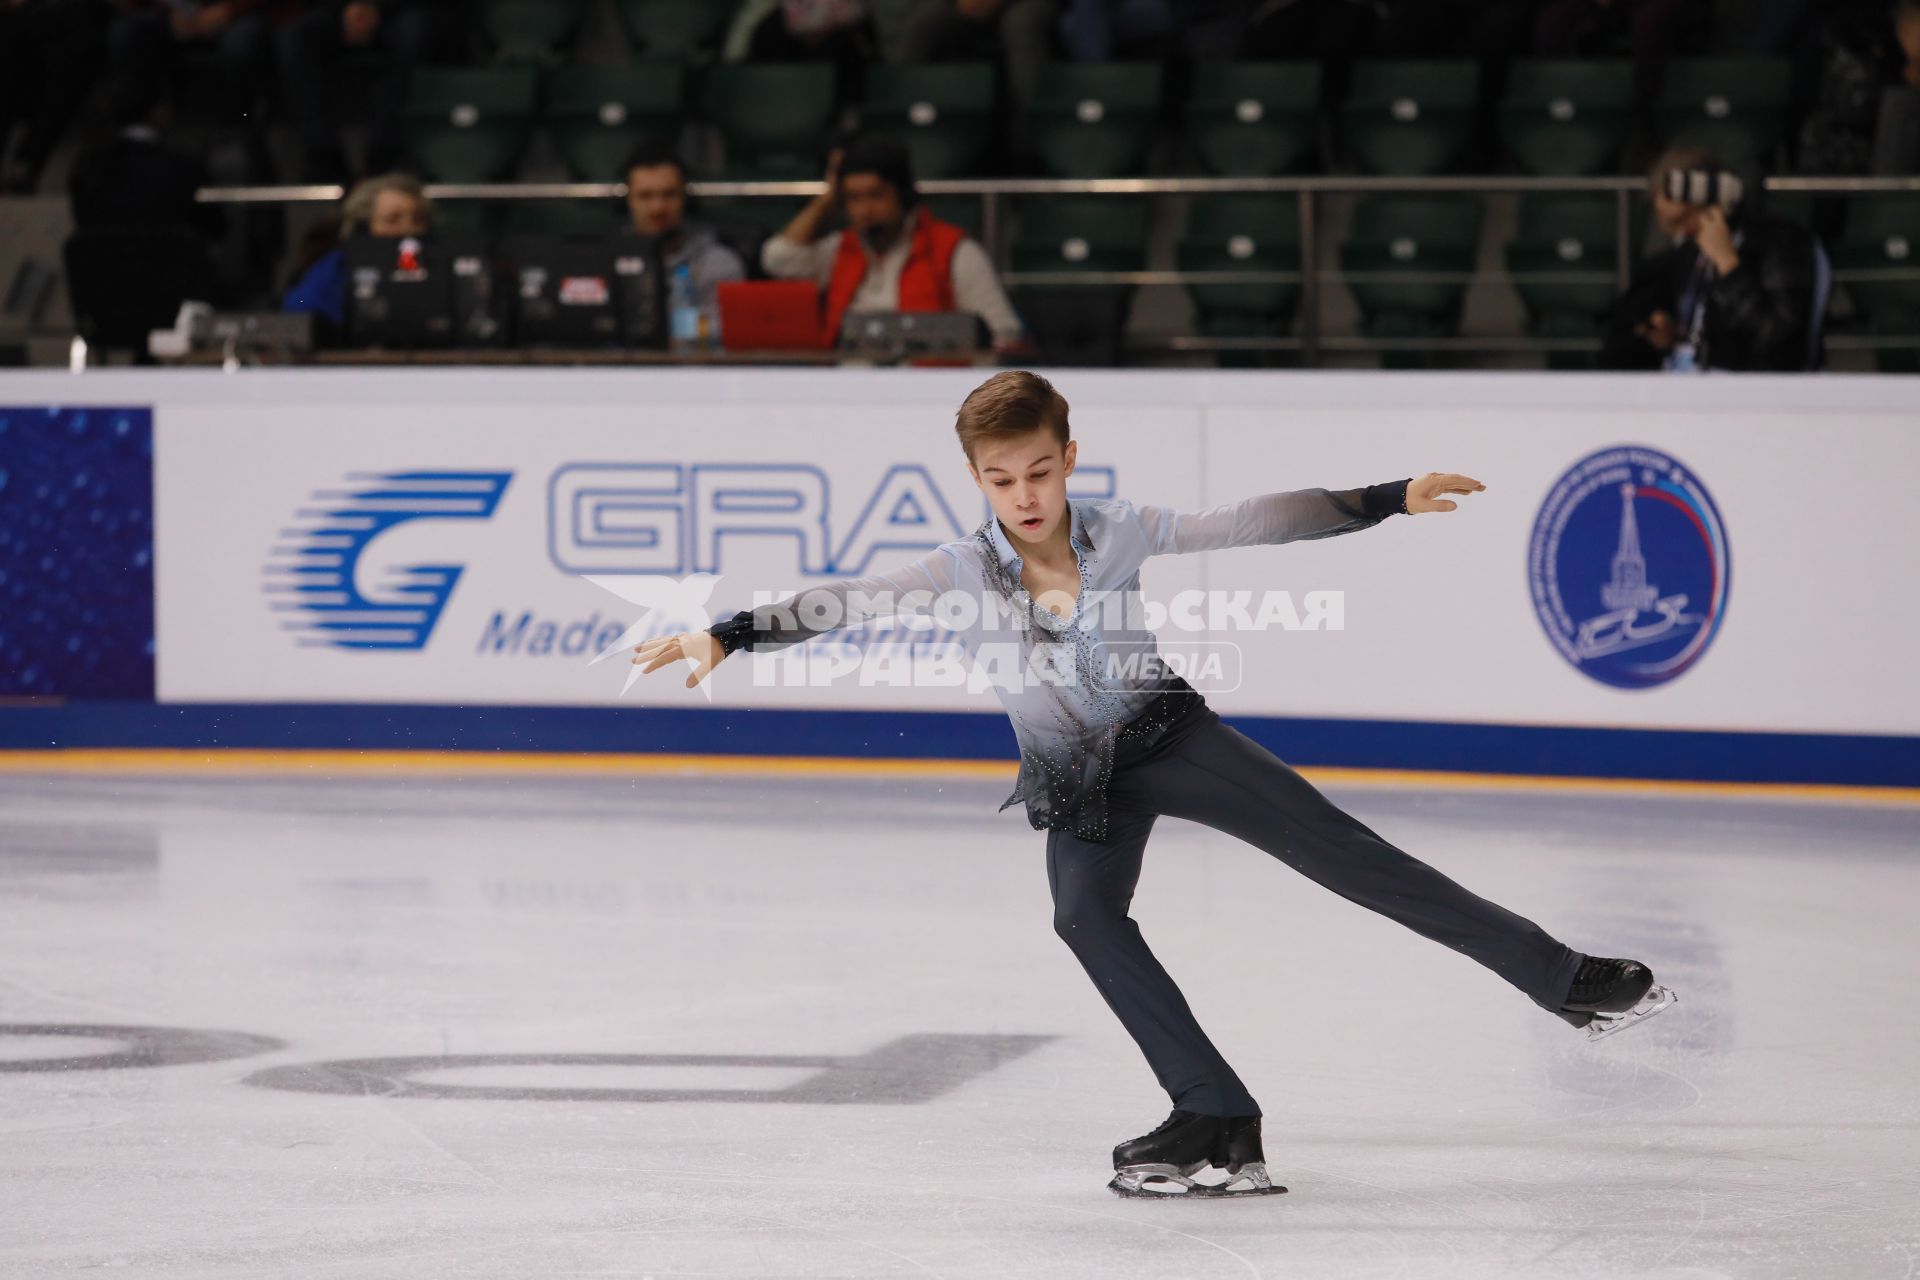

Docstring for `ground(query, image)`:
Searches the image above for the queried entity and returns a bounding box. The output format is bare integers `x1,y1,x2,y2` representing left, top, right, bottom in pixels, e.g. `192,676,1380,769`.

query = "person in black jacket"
1602,145,1829,373
68,84,224,238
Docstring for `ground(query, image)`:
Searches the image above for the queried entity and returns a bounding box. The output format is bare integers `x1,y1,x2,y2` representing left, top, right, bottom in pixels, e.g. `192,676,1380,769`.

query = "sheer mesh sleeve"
1134,481,1409,556
707,546,961,655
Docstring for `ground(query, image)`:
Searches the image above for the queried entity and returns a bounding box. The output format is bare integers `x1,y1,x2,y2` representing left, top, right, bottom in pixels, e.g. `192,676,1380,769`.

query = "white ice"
1,767,1917,1279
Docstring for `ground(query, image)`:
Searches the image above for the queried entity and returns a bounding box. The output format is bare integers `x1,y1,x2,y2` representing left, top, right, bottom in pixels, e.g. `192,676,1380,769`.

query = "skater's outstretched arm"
630,546,962,688
1135,473,1484,556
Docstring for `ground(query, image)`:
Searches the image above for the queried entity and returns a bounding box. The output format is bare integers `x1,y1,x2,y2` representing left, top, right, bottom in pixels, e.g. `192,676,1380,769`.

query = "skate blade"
1109,1161,1288,1200
1583,983,1677,1041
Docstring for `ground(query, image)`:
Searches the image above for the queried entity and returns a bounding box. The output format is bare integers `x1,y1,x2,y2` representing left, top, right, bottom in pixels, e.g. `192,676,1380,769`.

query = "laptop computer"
503,232,666,349
716,280,828,351
344,232,500,349
839,310,986,358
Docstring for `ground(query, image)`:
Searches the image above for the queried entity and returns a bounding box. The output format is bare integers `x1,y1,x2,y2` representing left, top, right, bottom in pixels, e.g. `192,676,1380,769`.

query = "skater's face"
970,429,1076,547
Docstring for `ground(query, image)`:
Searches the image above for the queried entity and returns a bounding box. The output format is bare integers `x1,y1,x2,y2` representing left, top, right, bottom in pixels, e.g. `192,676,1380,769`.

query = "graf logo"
545,461,1114,575
267,471,512,650
1528,446,1730,689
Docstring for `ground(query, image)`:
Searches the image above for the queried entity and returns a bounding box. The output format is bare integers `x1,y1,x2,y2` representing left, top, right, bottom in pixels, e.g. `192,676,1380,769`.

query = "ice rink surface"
1,764,1917,1280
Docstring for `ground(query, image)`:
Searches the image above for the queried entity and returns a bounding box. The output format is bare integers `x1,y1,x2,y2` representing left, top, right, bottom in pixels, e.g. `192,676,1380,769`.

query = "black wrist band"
708,609,759,657
1361,479,1412,519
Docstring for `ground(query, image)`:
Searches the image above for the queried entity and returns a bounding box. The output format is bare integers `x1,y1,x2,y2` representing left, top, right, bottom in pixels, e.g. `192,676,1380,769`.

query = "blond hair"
341,172,435,237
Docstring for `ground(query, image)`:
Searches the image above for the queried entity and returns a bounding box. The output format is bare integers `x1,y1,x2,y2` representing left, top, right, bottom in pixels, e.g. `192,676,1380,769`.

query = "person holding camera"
1602,146,1829,373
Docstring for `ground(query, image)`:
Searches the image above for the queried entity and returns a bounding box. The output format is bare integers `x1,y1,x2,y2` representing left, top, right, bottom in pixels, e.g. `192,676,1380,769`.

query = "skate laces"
1143,1109,1194,1140
1568,956,1632,1003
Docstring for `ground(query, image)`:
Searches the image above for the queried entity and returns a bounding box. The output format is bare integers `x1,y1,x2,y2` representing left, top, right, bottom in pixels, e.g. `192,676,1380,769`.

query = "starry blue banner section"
0,407,155,699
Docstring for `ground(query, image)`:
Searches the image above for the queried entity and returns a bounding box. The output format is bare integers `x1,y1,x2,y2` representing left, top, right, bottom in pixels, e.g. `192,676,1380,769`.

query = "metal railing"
197,173,1920,365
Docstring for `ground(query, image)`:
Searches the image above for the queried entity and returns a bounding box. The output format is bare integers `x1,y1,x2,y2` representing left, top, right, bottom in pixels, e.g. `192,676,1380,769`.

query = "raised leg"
1134,719,1583,1015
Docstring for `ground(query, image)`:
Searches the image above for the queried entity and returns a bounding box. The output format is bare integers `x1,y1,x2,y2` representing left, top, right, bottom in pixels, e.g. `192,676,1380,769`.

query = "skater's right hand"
631,631,726,689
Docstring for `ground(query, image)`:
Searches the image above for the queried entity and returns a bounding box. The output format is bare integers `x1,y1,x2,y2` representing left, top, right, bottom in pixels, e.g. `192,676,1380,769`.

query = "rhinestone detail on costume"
971,515,1177,842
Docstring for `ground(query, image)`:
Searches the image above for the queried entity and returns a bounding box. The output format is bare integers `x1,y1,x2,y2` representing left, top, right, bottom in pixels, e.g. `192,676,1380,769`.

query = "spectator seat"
1029,63,1163,178
1177,194,1301,351
860,63,995,180
1008,196,1150,364
616,0,730,59
1499,59,1633,176
402,67,539,182
1340,195,1482,346
549,63,684,181
1339,60,1479,175
1831,194,1920,372
1653,57,1792,172
478,0,589,65
1184,61,1321,176
704,64,838,179
1505,195,1620,368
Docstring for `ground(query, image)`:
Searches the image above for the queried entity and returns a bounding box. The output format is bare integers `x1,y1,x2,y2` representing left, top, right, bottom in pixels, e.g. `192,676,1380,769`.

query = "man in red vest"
761,134,1024,350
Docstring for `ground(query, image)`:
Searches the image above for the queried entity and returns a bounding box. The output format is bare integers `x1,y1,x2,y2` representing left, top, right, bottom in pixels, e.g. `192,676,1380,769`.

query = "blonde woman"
281,172,435,336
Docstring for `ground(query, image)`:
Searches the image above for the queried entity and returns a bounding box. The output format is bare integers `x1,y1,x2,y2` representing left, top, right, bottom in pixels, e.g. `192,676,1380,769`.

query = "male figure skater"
632,371,1676,1200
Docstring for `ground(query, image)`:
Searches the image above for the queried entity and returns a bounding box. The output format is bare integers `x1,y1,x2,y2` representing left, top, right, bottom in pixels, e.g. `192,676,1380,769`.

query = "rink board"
2,368,1917,783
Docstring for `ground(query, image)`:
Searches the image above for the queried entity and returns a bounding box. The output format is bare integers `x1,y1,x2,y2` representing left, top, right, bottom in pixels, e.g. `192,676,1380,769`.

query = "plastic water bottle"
669,264,700,355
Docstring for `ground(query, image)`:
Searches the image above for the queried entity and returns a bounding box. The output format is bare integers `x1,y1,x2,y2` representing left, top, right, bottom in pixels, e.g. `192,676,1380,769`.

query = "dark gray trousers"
1046,707,1583,1117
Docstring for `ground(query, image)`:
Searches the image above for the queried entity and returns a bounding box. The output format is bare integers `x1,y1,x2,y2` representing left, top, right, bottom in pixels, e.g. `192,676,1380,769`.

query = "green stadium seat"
502,199,628,238
1010,196,1148,274
548,64,683,181
1183,61,1321,176
699,197,807,237
1338,60,1479,175
698,196,809,274
1340,195,1482,342
1832,195,1920,373
1498,59,1633,176
860,63,995,180
922,195,985,241
617,0,730,59
479,0,588,66
1028,64,1162,178
1009,197,1151,365
704,64,837,179
1504,196,1621,368
402,68,538,183
431,201,496,236
1654,57,1792,171
1178,194,1301,338
1765,190,1819,231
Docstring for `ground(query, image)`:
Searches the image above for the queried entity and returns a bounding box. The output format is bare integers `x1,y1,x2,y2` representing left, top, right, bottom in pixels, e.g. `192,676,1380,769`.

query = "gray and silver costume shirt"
709,483,1408,840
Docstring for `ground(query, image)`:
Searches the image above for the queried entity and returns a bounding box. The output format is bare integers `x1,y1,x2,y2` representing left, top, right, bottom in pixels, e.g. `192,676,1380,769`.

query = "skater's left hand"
631,631,726,688
1405,472,1485,514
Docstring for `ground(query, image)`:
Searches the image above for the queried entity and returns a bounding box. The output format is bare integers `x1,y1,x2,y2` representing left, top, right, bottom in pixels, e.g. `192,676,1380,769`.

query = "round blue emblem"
1528,445,1731,690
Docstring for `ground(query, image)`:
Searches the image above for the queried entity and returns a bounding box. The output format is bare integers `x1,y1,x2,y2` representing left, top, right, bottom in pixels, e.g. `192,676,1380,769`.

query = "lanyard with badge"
1658,165,1745,374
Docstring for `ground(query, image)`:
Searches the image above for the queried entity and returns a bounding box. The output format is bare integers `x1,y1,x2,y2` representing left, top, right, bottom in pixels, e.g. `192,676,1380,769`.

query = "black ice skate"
1559,956,1677,1041
1108,1110,1287,1199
